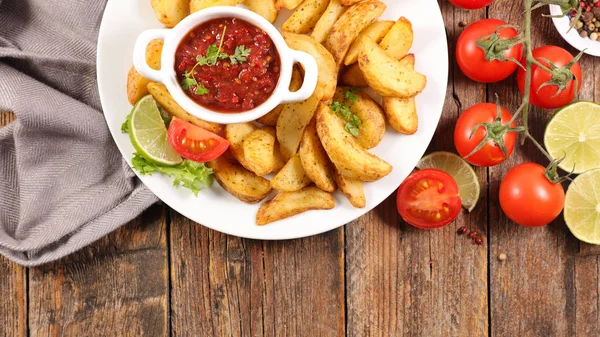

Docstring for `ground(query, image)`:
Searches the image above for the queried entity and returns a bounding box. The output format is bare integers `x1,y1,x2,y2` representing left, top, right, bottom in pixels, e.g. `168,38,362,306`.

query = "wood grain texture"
344,3,489,336
169,211,345,337
28,205,169,337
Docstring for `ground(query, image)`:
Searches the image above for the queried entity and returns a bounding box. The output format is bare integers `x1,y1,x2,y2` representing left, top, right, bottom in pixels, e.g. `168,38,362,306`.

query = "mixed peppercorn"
570,1,600,41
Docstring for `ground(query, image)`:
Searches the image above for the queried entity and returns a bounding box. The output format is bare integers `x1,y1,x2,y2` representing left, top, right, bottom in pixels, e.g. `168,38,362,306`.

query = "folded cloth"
0,0,158,266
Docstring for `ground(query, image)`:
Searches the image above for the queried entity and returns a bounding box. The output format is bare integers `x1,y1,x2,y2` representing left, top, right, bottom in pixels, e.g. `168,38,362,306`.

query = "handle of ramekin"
133,29,168,83
281,50,319,103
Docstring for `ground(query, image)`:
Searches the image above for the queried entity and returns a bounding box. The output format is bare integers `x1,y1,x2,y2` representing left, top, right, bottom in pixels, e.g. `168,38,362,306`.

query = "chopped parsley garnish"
330,88,363,137
180,25,252,95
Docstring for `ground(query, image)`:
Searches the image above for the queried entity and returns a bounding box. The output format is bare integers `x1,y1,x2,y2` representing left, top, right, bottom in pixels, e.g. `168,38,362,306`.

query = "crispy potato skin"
299,120,336,192
344,20,394,65
380,17,413,60
383,97,418,135
271,153,312,191
275,0,303,10
324,0,386,67
333,87,386,149
316,103,392,182
341,0,362,4
311,0,346,43
190,0,244,12
244,0,278,23
243,128,278,176
282,32,337,101
210,154,272,204
225,123,259,170
256,186,335,225
276,93,321,161
333,167,365,208
340,64,368,88
127,40,163,105
281,0,330,34
150,0,189,28
257,68,303,126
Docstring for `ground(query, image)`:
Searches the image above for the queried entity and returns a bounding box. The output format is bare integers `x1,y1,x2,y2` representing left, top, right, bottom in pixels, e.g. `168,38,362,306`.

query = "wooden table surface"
2,1,600,336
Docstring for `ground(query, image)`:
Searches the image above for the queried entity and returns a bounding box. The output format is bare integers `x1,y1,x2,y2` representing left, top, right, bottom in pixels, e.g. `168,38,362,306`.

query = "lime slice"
564,169,600,245
544,101,600,174
129,95,182,166
417,151,480,212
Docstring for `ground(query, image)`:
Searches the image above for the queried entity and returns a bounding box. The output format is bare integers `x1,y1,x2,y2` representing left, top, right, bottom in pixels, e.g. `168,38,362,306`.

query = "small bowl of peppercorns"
550,2,600,57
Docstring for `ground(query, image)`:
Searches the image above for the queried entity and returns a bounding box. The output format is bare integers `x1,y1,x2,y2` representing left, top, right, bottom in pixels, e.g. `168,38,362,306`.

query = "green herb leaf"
329,90,362,137
131,153,213,197
181,74,198,90
195,85,210,95
121,106,134,133
344,88,360,102
345,122,360,137
230,45,252,65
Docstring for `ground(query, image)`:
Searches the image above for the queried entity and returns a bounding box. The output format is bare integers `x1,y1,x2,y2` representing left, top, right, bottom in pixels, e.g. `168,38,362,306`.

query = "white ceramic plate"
550,5,600,57
97,0,448,240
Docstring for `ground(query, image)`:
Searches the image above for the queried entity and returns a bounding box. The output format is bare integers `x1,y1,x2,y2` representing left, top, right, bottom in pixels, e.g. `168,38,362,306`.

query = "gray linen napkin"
0,0,158,266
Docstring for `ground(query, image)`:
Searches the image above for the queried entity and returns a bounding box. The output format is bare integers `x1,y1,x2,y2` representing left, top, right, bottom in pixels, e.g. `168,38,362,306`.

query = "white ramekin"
133,6,318,124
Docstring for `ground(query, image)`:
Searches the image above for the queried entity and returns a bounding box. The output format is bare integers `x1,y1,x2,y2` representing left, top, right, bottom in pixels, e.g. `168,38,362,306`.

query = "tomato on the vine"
456,19,523,83
449,0,494,9
454,103,517,167
396,169,462,229
517,46,582,109
499,163,565,227
167,118,229,162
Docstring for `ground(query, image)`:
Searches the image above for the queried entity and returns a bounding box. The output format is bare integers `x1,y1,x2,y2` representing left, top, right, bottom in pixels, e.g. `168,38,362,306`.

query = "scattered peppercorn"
468,230,478,239
457,225,468,235
459,21,468,28
570,1,600,41
474,236,484,245
498,253,507,261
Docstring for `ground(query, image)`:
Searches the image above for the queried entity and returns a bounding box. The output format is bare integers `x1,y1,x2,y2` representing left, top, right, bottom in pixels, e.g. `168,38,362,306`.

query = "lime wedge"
417,151,480,212
544,101,600,174
129,95,182,166
564,169,600,245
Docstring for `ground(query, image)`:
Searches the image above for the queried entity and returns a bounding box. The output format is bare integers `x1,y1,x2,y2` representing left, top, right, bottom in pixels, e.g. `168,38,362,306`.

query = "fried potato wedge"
190,0,244,12
276,93,320,161
127,40,164,105
243,127,279,176
271,154,312,191
282,32,337,101
257,67,303,126
333,88,386,149
225,122,258,170
299,120,336,192
380,17,413,60
147,83,223,134
281,0,329,34
256,186,335,225
344,20,394,66
340,64,368,87
244,0,278,23
382,97,417,135
150,0,189,28
316,103,392,181
333,167,365,208
311,0,346,43
324,0,386,67
210,154,272,204
275,0,303,9
341,0,362,4
358,38,426,98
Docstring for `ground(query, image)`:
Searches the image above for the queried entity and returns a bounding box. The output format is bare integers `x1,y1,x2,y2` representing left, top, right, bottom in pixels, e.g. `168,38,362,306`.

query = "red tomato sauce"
175,18,281,113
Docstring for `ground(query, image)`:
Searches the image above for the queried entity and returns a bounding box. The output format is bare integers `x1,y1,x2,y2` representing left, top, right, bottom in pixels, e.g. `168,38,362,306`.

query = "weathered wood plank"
169,212,345,337
345,2,488,336
488,3,596,336
28,205,169,337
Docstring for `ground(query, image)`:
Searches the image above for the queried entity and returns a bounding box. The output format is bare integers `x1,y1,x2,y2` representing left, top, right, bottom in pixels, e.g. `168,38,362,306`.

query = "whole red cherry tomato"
454,103,517,167
517,46,582,109
499,163,565,227
449,0,494,9
456,19,523,83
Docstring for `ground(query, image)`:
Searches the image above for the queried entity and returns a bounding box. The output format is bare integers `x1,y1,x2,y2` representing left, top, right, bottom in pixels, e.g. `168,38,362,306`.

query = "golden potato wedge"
243,127,278,176
147,83,223,134
311,0,346,43
340,64,368,87
382,97,417,135
272,142,285,171
281,0,330,34
275,0,303,9
127,40,164,105
333,167,365,208
224,122,258,170
316,103,392,182
299,120,336,192
282,32,337,101
332,87,386,149
190,0,244,12
276,93,321,161
257,67,303,126
358,38,426,98
380,17,413,60
271,153,312,191
244,0,278,23
324,0,386,67
256,186,335,225
344,20,394,65
341,0,362,4
210,154,272,204
150,0,189,28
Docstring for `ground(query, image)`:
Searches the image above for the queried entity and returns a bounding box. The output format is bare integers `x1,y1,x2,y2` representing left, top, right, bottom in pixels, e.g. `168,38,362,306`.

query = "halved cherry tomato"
396,169,462,229
167,118,229,162
449,0,493,9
